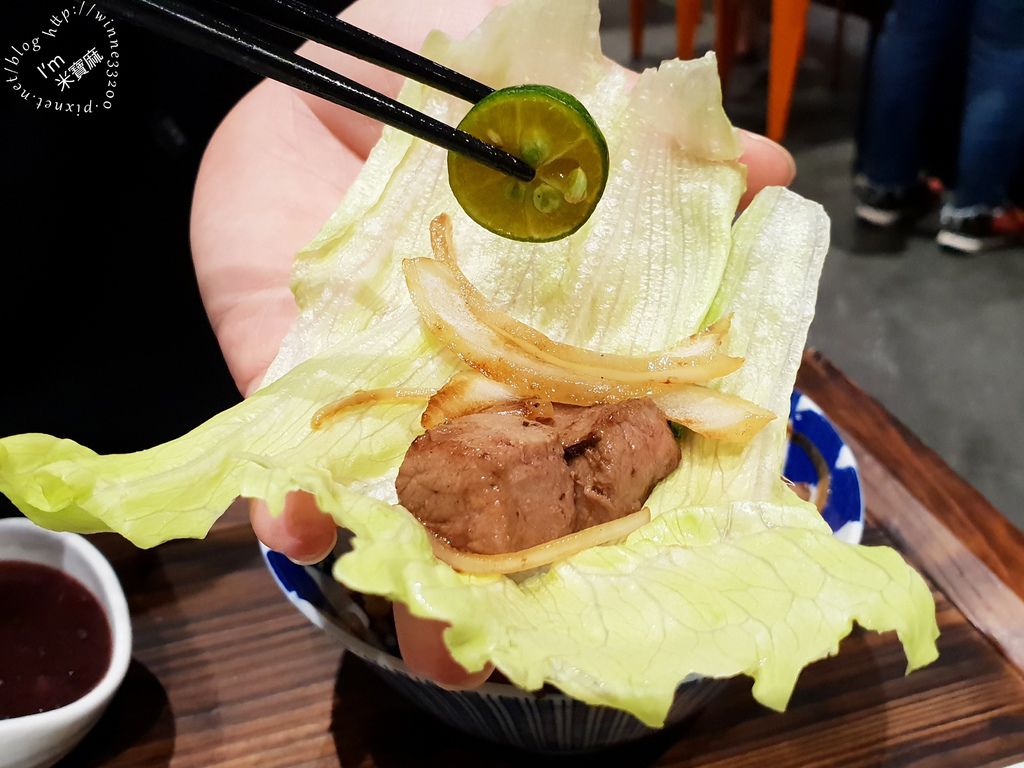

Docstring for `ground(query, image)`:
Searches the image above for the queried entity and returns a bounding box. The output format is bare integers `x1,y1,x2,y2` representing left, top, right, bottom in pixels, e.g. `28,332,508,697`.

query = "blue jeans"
857,0,1024,209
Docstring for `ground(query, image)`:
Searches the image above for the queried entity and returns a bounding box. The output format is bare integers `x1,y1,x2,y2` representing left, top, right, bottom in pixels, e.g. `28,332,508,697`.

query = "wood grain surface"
56,352,1024,768
797,350,1024,599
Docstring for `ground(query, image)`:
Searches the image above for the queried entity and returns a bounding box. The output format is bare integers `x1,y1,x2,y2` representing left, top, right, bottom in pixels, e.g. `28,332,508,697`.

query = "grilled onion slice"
420,372,547,429
404,258,741,404
421,372,518,428
427,214,731,371
430,507,651,574
311,388,432,430
653,386,775,443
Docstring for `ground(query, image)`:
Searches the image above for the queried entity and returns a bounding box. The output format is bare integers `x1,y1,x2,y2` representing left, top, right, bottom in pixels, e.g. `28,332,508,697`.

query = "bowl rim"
260,542,573,699
0,517,133,732
260,389,863,698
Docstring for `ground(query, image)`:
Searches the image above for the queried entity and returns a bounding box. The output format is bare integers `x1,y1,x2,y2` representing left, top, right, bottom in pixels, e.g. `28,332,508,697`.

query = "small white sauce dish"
0,517,132,768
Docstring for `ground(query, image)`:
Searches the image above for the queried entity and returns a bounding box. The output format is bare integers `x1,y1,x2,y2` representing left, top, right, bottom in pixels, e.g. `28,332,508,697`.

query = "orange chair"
629,0,809,142
714,0,888,142
630,0,703,61
766,0,811,143
630,1,886,143
710,0,810,142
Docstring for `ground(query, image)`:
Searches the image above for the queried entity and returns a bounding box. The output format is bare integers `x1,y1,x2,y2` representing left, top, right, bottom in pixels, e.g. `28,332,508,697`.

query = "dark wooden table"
61,351,1024,767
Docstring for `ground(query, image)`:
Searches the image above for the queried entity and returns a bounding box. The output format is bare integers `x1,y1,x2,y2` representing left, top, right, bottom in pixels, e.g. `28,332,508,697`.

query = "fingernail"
286,530,338,566
781,144,797,183
287,550,331,567
743,130,797,183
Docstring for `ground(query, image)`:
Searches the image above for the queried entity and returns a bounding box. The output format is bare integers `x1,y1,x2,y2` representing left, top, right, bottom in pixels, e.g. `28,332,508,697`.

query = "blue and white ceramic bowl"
786,390,864,544
260,390,863,753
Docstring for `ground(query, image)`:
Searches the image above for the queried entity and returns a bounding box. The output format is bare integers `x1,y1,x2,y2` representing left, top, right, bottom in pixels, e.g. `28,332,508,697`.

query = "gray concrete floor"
600,2,1024,529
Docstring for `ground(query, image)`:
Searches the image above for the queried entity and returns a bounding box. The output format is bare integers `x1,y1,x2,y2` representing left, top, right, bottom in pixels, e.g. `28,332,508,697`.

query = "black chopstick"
220,0,494,104
98,0,535,182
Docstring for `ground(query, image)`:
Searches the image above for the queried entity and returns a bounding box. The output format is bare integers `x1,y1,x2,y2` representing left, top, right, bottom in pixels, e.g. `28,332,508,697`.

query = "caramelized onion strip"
654,386,776,443
430,507,652,574
312,388,433,430
404,258,741,405
421,372,520,429
428,214,732,372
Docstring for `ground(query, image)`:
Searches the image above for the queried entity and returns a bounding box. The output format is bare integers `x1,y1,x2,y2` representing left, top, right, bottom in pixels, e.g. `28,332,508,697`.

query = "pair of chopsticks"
98,0,536,181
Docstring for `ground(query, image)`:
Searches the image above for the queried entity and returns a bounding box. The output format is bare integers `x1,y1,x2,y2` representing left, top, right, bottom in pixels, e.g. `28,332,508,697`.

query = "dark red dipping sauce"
0,561,112,719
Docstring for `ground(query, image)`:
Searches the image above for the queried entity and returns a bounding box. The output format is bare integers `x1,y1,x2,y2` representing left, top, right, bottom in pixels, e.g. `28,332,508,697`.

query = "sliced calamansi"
448,84,609,242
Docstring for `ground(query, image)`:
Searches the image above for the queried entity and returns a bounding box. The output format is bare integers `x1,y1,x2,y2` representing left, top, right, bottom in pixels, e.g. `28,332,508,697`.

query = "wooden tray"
60,351,1024,767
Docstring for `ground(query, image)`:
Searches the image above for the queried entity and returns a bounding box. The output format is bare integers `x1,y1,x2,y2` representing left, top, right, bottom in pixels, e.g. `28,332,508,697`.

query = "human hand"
190,0,795,690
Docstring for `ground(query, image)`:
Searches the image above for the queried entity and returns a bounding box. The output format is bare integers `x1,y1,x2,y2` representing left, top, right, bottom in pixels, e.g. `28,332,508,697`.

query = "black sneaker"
936,206,1024,254
854,175,942,227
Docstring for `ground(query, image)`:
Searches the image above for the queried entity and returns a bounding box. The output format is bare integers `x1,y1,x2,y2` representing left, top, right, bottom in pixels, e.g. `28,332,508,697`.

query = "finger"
393,601,494,689
737,129,797,210
249,490,337,565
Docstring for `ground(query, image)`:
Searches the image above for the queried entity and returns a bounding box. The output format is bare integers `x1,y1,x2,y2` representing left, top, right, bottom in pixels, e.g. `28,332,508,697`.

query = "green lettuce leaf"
0,0,938,726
